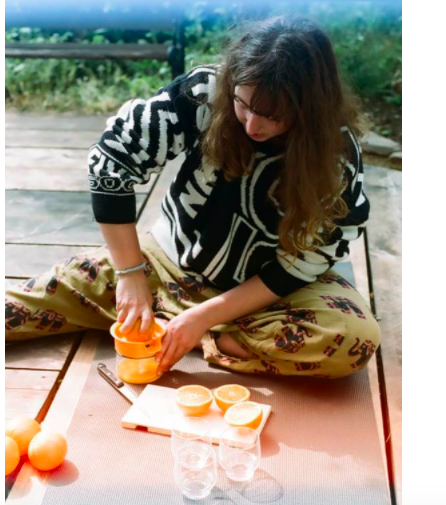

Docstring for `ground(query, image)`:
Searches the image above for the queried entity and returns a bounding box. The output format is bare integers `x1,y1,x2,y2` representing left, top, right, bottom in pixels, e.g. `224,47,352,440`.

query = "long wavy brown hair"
200,15,364,254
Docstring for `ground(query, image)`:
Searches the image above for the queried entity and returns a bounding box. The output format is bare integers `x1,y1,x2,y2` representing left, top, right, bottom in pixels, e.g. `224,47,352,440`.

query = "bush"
5,1,401,119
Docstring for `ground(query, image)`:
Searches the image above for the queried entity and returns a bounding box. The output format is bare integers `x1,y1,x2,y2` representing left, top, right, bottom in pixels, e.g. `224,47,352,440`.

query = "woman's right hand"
115,270,154,334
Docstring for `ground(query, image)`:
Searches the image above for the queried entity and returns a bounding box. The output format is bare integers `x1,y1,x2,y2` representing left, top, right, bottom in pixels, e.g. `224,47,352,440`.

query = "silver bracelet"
115,261,147,277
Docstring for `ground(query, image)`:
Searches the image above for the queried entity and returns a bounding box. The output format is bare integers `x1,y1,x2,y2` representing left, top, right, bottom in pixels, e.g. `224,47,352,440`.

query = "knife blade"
97,362,152,422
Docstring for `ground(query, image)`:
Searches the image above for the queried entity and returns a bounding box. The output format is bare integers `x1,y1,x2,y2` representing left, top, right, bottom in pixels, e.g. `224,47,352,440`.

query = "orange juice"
116,356,160,384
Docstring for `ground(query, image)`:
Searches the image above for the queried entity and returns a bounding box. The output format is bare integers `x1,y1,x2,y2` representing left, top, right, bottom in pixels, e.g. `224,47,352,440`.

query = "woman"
5,16,380,378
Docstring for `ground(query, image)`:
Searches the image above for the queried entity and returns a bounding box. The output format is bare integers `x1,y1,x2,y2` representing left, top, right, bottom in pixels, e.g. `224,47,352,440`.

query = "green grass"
5,1,401,133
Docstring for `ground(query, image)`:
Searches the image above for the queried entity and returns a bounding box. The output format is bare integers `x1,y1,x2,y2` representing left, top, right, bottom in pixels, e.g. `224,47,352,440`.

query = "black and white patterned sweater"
88,65,369,297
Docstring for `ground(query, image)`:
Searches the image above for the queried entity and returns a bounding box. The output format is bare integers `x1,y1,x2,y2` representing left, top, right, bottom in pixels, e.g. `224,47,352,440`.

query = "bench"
5,2,186,78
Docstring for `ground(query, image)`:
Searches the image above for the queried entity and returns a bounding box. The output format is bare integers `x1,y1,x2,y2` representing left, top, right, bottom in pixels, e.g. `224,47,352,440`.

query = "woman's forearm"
195,275,282,328
99,223,145,270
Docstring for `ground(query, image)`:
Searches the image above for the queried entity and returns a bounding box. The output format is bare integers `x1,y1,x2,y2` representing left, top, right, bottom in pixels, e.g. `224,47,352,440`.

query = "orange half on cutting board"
176,385,213,416
224,401,263,429
213,384,251,412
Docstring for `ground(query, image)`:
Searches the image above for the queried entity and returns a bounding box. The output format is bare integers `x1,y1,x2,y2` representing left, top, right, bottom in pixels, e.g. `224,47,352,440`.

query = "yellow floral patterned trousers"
5,233,381,378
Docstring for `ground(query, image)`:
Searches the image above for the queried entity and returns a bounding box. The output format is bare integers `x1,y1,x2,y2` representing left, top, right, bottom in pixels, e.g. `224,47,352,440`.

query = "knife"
97,362,152,421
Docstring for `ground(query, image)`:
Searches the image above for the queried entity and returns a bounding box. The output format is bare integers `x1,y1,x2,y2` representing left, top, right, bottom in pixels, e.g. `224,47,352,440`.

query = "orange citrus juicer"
110,317,167,384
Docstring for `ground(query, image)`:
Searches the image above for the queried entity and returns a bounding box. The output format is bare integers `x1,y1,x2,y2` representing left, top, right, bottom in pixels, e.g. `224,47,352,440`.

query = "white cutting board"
121,384,272,445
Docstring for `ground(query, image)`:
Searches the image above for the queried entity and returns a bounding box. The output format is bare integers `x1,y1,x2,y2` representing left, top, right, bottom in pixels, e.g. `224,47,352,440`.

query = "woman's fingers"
117,304,153,335
139,308,153,334
120,310,139,334
157,332,178,372
117,309,127,323
155,330,170,364
158,341,178,373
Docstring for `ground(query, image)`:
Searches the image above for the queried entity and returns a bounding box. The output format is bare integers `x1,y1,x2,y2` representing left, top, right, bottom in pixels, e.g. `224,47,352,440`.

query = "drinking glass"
218,427,261,482
173,445,217,500
171,417,212,468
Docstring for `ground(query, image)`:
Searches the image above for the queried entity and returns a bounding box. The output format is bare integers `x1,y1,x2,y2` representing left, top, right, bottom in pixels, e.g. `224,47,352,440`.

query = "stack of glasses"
171,417,261,500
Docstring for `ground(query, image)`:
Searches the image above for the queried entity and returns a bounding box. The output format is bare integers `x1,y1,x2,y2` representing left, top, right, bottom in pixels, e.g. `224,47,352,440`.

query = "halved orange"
176,385,213,416
224,401,263,429
213,384,250,412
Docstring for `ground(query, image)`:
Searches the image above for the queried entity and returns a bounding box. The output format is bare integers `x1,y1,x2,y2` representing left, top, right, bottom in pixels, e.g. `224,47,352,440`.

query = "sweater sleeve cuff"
91,192,137,224
258,260,310,298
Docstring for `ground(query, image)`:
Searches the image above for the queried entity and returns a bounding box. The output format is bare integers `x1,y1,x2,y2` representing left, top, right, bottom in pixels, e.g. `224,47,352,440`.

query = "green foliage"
306,2,402,107
5,2,402,116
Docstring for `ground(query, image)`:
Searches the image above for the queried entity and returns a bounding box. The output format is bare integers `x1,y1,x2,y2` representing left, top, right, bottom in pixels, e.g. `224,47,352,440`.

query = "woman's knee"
328,315,381,377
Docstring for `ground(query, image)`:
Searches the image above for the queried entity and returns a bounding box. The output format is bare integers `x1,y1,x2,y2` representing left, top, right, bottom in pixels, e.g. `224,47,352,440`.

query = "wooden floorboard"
6,129,98,149
349,236,389,478
6,147,152,193
5,390,50,422
5,278,22,288
5,244,100,279
5,369,59,390
5,190,147,246
5,370,59,422
364,164,402,505
6,112,108,131
5,332,82,370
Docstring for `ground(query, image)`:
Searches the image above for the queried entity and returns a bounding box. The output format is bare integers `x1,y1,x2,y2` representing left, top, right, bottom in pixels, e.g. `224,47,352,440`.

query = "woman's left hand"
156,307,210,374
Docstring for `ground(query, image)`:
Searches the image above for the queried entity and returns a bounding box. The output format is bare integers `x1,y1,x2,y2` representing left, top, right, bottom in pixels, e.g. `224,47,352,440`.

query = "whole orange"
5,436,20,476
5,417,41,456
28,431,68,471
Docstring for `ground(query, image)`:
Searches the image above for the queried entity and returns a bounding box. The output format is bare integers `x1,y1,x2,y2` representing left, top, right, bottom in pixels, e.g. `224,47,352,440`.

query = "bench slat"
6,43,170,60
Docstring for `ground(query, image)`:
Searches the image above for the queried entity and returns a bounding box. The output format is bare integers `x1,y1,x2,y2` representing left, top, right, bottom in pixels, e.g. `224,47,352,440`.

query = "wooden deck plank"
5,370,60,423
136,154,184,233
5,147,152,193
5,369,59,390
5,278,23,288
5,390,50,422
364,164,402,504
5,190,147,246
349,236,389,479
5,244,100,279
6,112,108,131
6,129,98,149
5,332,82,370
